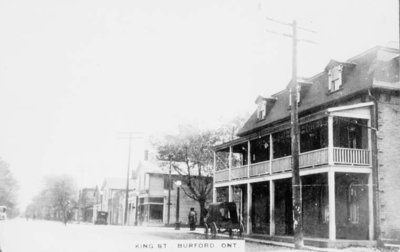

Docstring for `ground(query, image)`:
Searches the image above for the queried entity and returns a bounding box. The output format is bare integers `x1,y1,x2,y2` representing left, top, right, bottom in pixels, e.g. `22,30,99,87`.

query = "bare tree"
157,125,217,226
27,174,77,224
0,159,19,218
156,116,247,226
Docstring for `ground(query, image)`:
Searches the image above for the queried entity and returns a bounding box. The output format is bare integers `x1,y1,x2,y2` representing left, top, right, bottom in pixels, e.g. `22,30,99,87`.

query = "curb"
185,229,345,252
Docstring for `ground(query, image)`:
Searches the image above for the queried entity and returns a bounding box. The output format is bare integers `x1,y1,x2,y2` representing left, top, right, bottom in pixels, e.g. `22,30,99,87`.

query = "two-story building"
134,160,204,226
100,178,136,225
213,46,400,247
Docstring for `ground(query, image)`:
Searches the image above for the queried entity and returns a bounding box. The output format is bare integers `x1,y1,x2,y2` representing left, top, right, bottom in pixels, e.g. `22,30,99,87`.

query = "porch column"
328,116,334,165
247,183,252,234
229,146,233,181
228,185,233,202
212,187,217,203
247,140,251,177
368,173,374,240
213,151,216,203
269,180,275,236
328,171,336,240
269,134,273,174
368,119,372,165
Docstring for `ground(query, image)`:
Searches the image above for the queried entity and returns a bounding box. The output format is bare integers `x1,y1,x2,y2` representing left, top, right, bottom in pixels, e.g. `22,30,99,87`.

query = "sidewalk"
172,227,398,252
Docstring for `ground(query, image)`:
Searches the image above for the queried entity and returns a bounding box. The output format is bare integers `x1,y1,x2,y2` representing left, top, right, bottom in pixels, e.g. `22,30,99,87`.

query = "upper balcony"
214,108,373,184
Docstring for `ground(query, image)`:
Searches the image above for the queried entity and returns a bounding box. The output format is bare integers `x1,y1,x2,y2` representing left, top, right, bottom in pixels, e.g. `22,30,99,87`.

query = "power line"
266,17,317,34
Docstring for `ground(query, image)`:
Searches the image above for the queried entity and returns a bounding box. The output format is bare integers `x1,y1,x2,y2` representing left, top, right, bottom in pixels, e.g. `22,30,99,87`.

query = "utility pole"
167,154,173,225
124,132,133,225
118,131,142,226
265,17,316,249
289,20,303,249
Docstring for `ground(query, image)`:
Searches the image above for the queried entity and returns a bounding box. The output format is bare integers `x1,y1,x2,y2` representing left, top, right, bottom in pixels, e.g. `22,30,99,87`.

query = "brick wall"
377,94,400,241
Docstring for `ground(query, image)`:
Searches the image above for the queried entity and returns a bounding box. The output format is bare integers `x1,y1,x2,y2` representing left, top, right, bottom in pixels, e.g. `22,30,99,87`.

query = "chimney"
144,150,149,161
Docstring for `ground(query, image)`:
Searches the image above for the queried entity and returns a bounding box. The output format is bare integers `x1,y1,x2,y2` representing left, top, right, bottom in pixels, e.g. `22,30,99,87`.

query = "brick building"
212,46,400,247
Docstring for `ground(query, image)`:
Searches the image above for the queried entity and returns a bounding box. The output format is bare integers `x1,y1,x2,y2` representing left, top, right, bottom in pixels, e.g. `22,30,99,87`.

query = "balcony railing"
333,147,370,165
215,169,229,182
215,147,371,183
249,161,270,177
231,165,248,180
299,148,329,168
271,156,292,173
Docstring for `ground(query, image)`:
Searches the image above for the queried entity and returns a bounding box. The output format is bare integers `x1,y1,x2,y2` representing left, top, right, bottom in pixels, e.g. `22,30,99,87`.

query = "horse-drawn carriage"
204,202,244,238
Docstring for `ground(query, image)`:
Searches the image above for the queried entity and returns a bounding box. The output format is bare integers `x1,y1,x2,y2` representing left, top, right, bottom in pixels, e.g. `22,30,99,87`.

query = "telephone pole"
289,20,303,249
265,17,316,249
118,131,142,226
124,132,133,226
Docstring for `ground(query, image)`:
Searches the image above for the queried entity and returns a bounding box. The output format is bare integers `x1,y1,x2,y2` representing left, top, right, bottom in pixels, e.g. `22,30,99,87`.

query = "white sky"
0,0,398,209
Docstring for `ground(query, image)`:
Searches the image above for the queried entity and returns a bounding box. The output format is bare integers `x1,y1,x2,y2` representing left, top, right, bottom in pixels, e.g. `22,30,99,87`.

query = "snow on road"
0,219,174,252
0,219,297,252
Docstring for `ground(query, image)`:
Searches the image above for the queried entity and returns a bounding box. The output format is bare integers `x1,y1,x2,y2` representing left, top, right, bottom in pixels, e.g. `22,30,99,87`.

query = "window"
328,65,343,92
144,174,150,190
257,100,267,120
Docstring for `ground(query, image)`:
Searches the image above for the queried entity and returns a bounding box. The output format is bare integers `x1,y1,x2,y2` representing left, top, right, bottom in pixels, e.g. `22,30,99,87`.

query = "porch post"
247,182,252,234
328,171,336,240
213,151,216,174
213,151,217,203
229,146,233,181
368,119,372,165
368,173,375,240
212,187,217,203
247,140,251,178
328,116,334,165
269,134,273,174
269,180,275,236
228,185,233,202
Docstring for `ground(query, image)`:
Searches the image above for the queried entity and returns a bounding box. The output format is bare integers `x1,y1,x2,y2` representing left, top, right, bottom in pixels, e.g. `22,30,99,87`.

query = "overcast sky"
0,0,398,209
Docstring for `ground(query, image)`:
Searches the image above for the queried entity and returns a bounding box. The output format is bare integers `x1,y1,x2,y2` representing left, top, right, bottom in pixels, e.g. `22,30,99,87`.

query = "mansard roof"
237,46,399,137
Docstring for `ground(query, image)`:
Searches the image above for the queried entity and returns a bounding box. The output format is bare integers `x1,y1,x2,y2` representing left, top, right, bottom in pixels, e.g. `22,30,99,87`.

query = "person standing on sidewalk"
188,208,197,231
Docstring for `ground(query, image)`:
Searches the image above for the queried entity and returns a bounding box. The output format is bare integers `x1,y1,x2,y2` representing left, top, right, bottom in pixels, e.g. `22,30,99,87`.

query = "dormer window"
255,95,276,120
328,65,343,92
257,100,266,120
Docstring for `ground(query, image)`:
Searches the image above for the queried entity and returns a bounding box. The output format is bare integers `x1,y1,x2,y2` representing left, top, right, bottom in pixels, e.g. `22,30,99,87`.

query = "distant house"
132,160,209,226
213,46,400,247
99,178,136,225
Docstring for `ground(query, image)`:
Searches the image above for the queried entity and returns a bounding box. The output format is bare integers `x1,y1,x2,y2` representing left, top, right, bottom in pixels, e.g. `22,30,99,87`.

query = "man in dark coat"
188,208,197,231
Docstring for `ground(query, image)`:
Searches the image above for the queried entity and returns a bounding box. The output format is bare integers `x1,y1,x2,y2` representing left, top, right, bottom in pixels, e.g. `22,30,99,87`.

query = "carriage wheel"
210,222,217,239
